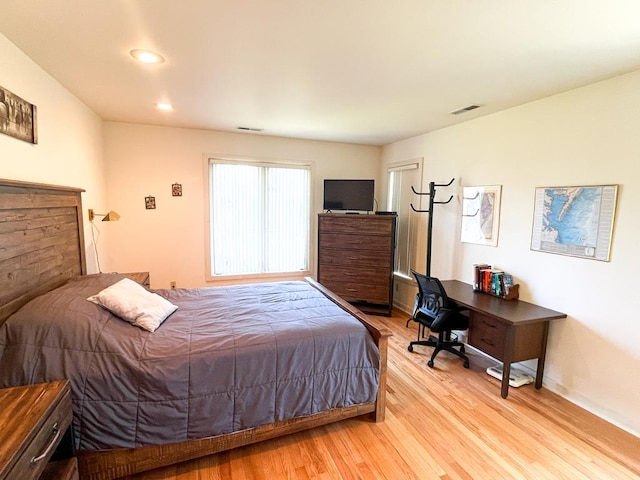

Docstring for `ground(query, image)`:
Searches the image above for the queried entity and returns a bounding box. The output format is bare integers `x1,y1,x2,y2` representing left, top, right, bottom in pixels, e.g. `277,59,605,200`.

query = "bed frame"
0,179,391,480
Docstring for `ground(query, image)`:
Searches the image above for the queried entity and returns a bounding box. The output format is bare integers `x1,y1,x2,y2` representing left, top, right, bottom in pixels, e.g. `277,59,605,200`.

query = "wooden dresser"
0,380,77,480
317,213,396,316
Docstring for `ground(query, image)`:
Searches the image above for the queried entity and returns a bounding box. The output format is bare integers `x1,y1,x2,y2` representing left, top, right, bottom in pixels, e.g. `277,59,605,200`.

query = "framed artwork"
172,183,182,196
460,185,502,246
531,184,618,261
0,85,38,144
145,195,156,210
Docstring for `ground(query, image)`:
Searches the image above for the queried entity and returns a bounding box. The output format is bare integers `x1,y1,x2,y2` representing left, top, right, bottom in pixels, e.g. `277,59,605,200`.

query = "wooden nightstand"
0,380,77,480
122,271,150,288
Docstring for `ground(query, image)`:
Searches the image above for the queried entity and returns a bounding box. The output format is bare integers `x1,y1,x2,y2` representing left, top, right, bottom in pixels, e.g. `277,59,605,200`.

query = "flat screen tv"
323,179,375,212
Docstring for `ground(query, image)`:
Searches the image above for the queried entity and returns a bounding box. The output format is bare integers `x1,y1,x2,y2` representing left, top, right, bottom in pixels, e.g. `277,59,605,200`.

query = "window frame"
387,158,423,280
205,156,313,282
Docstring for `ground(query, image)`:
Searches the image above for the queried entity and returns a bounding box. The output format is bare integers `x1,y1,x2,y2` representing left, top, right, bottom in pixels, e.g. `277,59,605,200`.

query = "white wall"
0,33,107,272
382,69,640,437
103,122,381,289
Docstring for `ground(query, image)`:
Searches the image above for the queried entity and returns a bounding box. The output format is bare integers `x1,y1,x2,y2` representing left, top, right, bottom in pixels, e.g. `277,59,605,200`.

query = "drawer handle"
30,422,60,465
482,321,497,329
480,337,495,347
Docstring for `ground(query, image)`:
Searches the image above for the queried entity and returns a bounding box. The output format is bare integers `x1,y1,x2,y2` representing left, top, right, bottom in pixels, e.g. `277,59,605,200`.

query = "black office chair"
408,270,470,368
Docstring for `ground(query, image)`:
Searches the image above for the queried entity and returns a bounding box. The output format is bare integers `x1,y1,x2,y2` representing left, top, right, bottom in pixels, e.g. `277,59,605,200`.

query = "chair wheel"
408,344,413,353
463,360,470,368
427,360,434,368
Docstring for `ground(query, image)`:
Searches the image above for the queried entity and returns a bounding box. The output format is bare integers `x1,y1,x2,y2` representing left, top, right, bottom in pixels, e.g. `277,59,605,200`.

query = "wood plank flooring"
124,309,640,480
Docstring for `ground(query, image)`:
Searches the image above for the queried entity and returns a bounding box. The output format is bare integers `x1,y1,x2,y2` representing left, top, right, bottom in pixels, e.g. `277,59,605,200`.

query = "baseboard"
392,299,413,315
538,375,639,438
465,346,640,438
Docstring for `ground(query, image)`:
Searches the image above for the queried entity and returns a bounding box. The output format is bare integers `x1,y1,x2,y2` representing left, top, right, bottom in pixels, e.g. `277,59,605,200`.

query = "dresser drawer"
319,248,391,268
319,264,390,287
468,313,508,360
326,281,390,304
319,215,395,235
319,233,392,252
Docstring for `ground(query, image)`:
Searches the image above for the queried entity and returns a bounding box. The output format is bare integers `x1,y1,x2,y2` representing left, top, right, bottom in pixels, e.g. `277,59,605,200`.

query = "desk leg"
535,322,550,389
501,363,511,399
501,326,516,399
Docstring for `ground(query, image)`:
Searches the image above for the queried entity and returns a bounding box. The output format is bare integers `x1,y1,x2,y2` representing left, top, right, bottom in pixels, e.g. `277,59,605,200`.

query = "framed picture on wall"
460,185,502,246
530,184,618,261
0,85,38,144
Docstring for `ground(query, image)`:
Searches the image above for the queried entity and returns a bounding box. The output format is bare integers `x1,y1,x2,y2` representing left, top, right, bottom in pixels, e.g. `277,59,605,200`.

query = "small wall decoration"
460,185,502,246
531,184,618,261
172,182,182,197
145,195,156,209
0,85,38,144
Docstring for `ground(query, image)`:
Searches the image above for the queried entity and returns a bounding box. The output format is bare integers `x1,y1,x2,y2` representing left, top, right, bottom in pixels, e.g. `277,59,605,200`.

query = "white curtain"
388,161,421,277
210,161,310,276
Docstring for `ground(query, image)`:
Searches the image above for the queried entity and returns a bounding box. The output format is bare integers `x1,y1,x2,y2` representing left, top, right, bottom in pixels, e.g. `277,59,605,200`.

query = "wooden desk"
441,280,566,398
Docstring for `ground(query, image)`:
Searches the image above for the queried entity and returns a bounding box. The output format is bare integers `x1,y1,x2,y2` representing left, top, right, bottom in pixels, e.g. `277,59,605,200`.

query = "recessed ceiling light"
156,103,174,111
130,49,165,64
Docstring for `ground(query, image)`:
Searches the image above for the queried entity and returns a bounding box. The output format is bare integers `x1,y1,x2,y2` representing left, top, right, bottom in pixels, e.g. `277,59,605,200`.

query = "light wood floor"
125,309,640,480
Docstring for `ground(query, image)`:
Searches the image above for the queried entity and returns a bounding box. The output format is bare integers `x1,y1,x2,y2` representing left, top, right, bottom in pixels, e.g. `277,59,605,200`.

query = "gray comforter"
0,274,379,451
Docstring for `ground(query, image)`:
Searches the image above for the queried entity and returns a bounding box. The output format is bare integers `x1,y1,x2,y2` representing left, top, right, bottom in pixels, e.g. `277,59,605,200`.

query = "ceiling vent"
450,104,481,115
236,126,263,132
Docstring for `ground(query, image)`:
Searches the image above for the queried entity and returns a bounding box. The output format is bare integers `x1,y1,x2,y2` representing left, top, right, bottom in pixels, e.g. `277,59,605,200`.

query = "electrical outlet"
170,281,176,289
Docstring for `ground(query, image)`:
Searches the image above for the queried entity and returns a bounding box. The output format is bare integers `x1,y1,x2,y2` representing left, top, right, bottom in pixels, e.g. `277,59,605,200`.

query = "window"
208,159,310,277
387,159,422,278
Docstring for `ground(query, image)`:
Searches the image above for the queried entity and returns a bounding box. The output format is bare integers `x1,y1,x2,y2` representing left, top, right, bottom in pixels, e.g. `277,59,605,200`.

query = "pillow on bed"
87,278,178,332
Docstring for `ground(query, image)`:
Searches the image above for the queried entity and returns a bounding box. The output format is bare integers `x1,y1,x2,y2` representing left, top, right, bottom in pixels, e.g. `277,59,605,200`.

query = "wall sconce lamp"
88,208,120,272
88,209,120,222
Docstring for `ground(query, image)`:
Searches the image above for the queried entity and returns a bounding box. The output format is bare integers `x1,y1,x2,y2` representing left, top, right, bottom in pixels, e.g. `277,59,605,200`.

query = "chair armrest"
429,309,452,331
429,306,469,331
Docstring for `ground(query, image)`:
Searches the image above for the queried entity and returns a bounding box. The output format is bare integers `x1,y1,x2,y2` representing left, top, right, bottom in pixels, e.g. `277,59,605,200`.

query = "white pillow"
87,278,178,332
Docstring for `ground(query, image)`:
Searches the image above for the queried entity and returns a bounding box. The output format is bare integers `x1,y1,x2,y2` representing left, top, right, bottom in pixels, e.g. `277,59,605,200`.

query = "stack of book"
473,264,516,299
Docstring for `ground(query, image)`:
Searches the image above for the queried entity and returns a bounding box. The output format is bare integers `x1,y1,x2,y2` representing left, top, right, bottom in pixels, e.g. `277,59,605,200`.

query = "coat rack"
410,178,455,276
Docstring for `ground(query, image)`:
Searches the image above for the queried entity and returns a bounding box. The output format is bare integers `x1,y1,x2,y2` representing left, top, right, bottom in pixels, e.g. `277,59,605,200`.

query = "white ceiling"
2,1,640,146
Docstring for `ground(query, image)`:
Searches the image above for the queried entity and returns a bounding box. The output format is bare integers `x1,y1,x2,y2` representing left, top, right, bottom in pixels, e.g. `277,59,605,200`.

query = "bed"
0,179,391,480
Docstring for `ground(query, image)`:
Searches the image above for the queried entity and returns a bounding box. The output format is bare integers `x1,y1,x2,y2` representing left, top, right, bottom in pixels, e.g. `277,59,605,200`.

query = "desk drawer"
468,313,508,360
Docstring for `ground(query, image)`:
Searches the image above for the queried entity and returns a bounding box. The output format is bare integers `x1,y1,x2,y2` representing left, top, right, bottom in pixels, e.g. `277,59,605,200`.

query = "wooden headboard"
0,179,86,325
